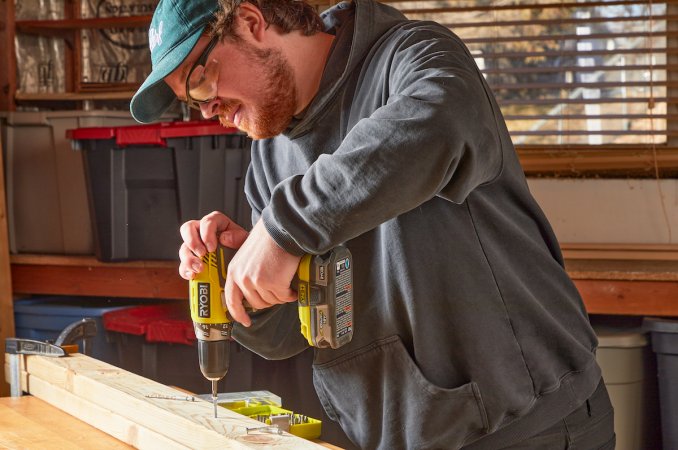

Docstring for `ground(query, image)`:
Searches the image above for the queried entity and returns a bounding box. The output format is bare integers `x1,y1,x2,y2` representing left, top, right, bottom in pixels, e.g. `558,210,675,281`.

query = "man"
131,0,615,448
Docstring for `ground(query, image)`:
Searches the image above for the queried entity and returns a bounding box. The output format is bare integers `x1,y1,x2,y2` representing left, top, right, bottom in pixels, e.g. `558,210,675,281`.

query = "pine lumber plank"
28,376,188,450
0,397,131,449
4,359,186,449
3,353,28,392
15,353,325,449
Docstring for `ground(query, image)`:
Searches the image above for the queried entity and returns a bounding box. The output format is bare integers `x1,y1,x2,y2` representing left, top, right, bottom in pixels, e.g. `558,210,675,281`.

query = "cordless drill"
189,245,353,418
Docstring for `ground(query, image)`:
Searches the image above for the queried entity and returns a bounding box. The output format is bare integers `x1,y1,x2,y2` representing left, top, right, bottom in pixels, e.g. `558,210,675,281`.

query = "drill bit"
145,393,196,401
212,379,218,418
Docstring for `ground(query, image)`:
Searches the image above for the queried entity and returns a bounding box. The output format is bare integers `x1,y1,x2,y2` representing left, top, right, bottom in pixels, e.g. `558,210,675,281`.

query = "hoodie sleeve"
231,303,309,360
263,27,504,255
235,162,313,359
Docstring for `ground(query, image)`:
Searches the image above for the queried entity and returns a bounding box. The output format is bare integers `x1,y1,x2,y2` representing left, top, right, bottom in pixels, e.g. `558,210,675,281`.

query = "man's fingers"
278,288,299,303
224,276,251,327
218,226,249,249
255,288,286,306
240,276,297,307
178,262,194,280
199,211,236,252
178,243,203,280
179,220,207,258
240,286,269,310
263,288,298,304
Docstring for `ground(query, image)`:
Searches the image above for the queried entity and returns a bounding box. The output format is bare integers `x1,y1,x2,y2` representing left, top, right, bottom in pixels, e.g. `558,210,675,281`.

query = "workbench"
0,396,132,449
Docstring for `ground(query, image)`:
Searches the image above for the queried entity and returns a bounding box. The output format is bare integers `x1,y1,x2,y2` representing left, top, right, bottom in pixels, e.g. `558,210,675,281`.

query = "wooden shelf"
560,245,678,317
561,243,678,263
14,90,136,101
573,279,678,317
9,249,678,316
10,255,187,300
5,11,151,108
517,146,678,176
15,16,151,33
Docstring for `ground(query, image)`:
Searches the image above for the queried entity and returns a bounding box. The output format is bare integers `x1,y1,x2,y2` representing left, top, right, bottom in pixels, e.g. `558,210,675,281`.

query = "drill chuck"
197,339,230,380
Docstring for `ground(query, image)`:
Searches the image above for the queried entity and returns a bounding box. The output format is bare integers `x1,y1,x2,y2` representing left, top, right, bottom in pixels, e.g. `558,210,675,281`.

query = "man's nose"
200,98,220,119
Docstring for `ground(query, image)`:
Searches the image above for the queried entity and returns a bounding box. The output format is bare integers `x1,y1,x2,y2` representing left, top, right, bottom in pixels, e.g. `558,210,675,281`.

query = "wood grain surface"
7,353,328,450
0,396,132,449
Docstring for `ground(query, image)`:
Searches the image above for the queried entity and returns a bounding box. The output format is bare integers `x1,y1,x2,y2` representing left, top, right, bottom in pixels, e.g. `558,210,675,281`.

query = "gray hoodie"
232,0,602,448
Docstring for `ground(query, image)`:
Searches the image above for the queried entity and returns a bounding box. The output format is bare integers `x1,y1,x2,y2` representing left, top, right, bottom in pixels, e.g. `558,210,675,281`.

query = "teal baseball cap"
130,0,219,123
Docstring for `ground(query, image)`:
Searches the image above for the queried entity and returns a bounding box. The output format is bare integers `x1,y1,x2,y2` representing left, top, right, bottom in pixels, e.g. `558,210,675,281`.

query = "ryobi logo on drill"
198,283,211,318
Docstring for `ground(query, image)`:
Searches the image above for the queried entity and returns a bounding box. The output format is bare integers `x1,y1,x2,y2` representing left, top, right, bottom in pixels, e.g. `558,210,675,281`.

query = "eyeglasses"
185,36,220,110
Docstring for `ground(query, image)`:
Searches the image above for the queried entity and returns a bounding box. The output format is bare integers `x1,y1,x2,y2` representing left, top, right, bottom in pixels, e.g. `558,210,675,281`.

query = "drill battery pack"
297,245,353,349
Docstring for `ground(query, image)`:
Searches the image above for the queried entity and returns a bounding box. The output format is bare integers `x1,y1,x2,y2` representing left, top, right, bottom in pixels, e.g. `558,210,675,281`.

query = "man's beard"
218,43,297,139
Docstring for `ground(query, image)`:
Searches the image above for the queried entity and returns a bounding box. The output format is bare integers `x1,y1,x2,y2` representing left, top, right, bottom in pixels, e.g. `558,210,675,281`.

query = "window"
361,0,678,175
386,0,670,147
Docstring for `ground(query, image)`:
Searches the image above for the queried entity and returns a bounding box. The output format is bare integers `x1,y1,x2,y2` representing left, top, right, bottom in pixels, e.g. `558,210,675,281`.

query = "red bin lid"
102,303,193,346
147,319,196,346
66,120,238,147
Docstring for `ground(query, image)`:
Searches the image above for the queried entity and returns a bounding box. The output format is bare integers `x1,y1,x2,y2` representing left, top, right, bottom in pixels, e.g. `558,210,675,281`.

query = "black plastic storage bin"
67,121,251,261
643,317,678,450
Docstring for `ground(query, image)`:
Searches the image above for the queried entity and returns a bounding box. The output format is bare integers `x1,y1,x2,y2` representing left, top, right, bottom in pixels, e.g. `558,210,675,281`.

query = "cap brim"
130,29,205,123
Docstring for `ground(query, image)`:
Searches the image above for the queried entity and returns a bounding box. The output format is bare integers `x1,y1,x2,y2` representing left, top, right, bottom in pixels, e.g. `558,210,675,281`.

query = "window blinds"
385,0,671,146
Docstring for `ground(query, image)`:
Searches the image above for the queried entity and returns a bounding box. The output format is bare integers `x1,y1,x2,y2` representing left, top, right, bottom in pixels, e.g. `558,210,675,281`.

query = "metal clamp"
54,318,97,355
5,318,99,397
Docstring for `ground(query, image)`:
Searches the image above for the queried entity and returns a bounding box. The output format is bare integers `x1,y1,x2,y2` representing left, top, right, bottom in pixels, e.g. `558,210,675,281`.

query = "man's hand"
178,211,301,327
178,211,249,280
224,220,301,327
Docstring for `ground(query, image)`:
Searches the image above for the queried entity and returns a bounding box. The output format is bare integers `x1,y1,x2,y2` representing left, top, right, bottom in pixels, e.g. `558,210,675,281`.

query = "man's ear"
235,2,267,43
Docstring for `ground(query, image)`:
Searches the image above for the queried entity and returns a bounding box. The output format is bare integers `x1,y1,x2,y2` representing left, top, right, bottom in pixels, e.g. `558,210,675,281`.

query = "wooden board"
0,138,15,396
7,353,326,450
574,279,678,316
11,255,186,300
0,396,132,449
0,0,15,110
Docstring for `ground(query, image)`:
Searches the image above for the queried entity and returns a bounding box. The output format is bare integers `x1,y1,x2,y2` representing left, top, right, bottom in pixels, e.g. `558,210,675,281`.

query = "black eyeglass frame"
185,36,220,110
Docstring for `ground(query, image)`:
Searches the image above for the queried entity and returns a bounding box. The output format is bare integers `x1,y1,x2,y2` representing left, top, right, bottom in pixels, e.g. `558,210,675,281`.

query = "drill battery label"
334,257,352,340
336,258,350,275
198,282,211,318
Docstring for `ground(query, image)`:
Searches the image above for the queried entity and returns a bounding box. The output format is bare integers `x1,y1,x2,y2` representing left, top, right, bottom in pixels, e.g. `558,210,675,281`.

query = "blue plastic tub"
13,296,140,366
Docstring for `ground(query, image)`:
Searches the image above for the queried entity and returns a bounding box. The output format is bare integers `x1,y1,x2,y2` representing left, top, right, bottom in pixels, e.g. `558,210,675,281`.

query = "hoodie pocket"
313,335,488,450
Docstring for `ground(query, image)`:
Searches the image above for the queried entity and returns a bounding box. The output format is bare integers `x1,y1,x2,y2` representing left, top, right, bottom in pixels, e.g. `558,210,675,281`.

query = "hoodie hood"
287,0,408,138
